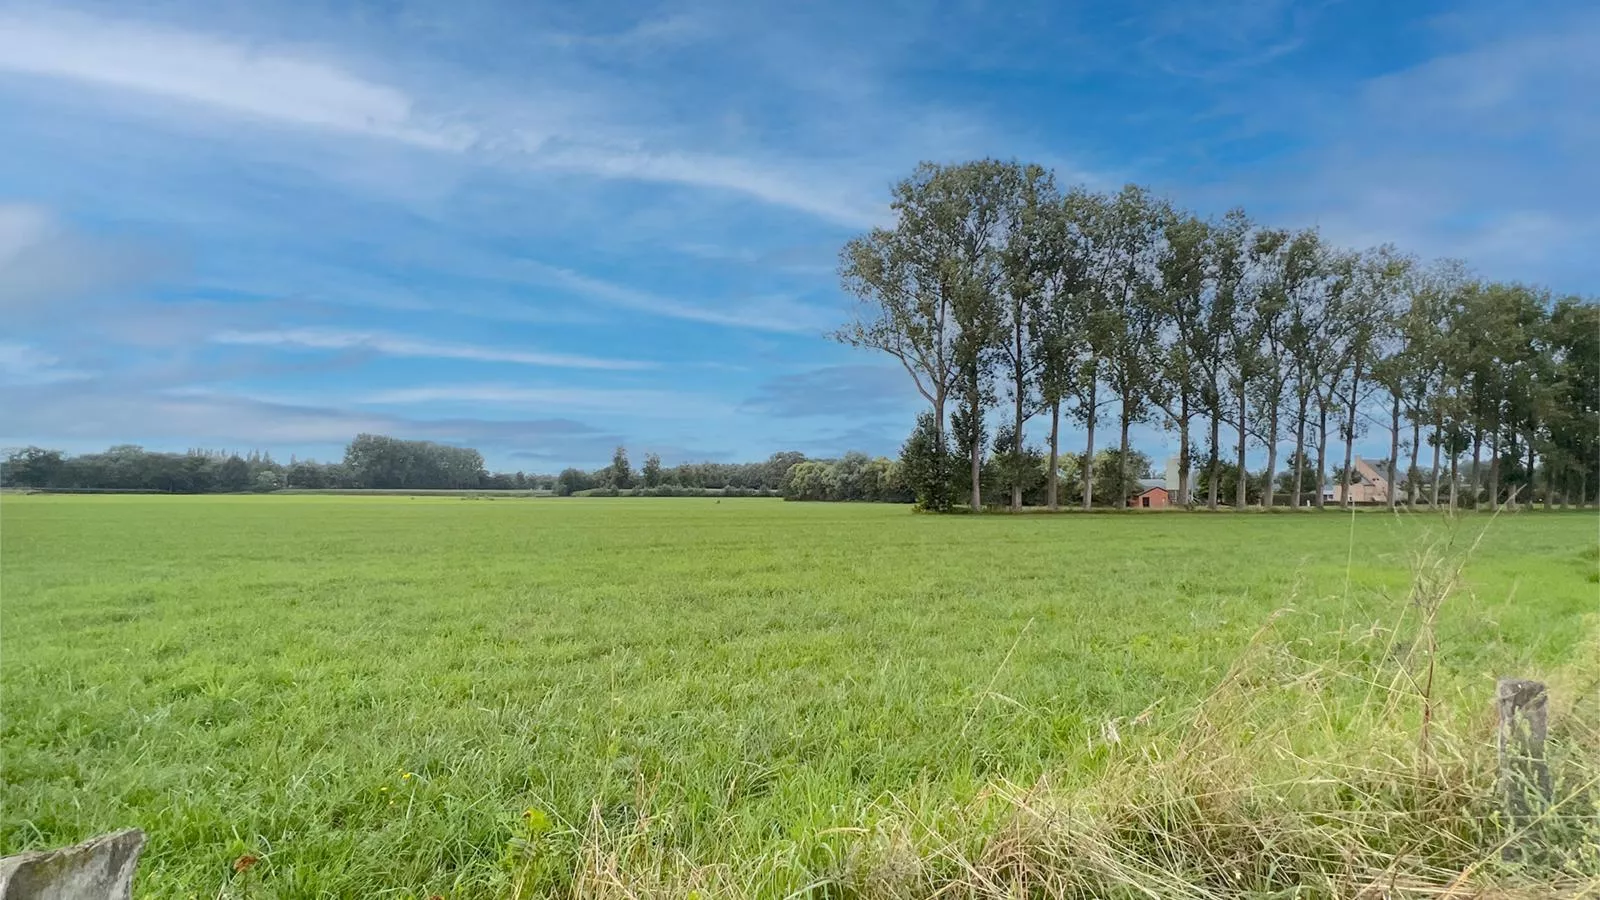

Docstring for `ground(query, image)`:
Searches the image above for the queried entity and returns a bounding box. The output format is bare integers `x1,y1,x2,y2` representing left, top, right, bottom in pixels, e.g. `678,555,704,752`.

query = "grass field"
2,496,1596,898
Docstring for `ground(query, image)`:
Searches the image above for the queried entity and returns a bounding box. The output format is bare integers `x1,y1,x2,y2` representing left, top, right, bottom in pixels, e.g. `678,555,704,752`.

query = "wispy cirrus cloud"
0,203,170,315
0,341,94,385
0,11,473,150
519,262,839,334
1212,6,1600,292
359,383,735,420
209,327,654,371
0,380,613,455
0,9,884,226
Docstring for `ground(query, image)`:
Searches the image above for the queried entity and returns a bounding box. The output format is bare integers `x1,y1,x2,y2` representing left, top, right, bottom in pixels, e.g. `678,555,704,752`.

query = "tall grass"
494,522,1600,899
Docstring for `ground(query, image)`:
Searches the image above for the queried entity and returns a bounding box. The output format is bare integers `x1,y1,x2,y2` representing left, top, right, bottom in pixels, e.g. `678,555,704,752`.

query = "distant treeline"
0,435,551,494
0,437,836,498
554,448,801,496
9,433,1589,509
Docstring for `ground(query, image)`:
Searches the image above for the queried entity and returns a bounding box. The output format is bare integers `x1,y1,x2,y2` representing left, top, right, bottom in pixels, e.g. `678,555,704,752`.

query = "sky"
1,0,1595,471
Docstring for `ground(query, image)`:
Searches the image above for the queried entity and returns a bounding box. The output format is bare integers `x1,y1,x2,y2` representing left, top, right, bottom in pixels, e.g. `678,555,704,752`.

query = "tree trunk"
1525,440,1537,509
1116,410,1131,510
1487,430,1502,510
1178,396,1192,508
1235,385,1249,508
1263,407,1279,509
1292,394,1308,507
1207,408,1221,511
1342,359,1363,509
1537,453,1548,510
1429,409,1442,508
1082,382,1097,510
969,419,982,512
1580,469,1589,510
1046,400,1060,511
965,376,983,512
1450,451,1460,509
1314,400,1329,509
1011,373,1025,512
1388,393,1401,511
1011,321,1026,512
1408,415,1422,508
1470,428,1483,509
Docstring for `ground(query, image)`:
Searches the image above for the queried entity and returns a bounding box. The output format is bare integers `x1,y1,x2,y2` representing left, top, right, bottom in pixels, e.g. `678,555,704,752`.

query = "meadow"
2,495,1596,898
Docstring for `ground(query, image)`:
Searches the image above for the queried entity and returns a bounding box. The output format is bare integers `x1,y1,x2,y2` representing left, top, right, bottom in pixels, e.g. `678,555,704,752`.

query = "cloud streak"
0,11,471,150
519,262,839,334
359,383,732,418
209,328,654,371
0,341,94,385
0,203,171,314
0,10,884,226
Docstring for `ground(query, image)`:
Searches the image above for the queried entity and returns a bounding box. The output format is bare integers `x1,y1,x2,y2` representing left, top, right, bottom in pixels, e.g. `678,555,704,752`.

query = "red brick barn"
1132,479,1172,509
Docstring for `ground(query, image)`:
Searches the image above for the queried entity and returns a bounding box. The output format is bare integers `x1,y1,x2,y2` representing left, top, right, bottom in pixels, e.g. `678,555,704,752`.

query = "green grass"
1,496,1595,898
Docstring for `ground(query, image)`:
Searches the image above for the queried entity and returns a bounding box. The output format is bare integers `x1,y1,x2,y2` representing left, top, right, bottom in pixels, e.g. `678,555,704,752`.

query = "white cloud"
531,145,881,228
359,383,734,419
543,13,711,52
0,341,94,384
0,10,887,225
0,203,168,312
0,10,472,150
1196,9,1600,292
0,204,53,266
518,262,839,334
209,327,654,371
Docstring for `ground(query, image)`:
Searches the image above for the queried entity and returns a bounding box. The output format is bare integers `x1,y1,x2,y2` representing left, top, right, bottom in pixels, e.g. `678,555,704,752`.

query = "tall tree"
1150,210,1211,507
998,166,1060,509
1337,247,1410,508
1207,210,1252,508
1046,189,1117,510
1278,231,1338,508
1095,185,1166,509
936,160,1035,510
837,163,967,502
1022,188,1093,510
1244,228,1305,508
1546,297,1600,508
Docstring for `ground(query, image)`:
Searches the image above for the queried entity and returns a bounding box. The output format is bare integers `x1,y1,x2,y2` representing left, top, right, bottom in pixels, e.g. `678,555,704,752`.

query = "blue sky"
1,0,1594,471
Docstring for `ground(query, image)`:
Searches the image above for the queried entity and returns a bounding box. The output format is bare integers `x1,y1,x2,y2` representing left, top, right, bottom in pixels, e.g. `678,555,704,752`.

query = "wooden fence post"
1497,678,1551,862
0,829,144,900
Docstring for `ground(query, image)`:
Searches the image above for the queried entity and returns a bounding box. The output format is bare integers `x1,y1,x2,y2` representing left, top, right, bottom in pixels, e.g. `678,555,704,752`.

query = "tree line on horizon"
2,436,516,494
0,438,804,496
834,159,1600,512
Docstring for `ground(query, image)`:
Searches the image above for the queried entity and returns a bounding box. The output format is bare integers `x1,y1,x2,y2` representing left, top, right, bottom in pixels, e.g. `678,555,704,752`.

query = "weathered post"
1497,678,1551,862
0,829,144,900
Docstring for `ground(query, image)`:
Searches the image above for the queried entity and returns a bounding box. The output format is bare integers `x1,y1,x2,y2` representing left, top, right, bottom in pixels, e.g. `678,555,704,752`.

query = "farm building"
1325,456,1392,504
1133,478,1173,509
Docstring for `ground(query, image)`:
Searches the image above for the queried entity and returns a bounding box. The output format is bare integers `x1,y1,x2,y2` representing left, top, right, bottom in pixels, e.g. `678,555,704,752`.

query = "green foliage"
554,467,589,496
2,497,1595,896
344,434,486,490
1197,456,1264,506
781,454,906,502
1076,446,1153,505
987,425,1045,504
607,446,635,490
0,447,63,486
898,411,956,511
836,161,1599,515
